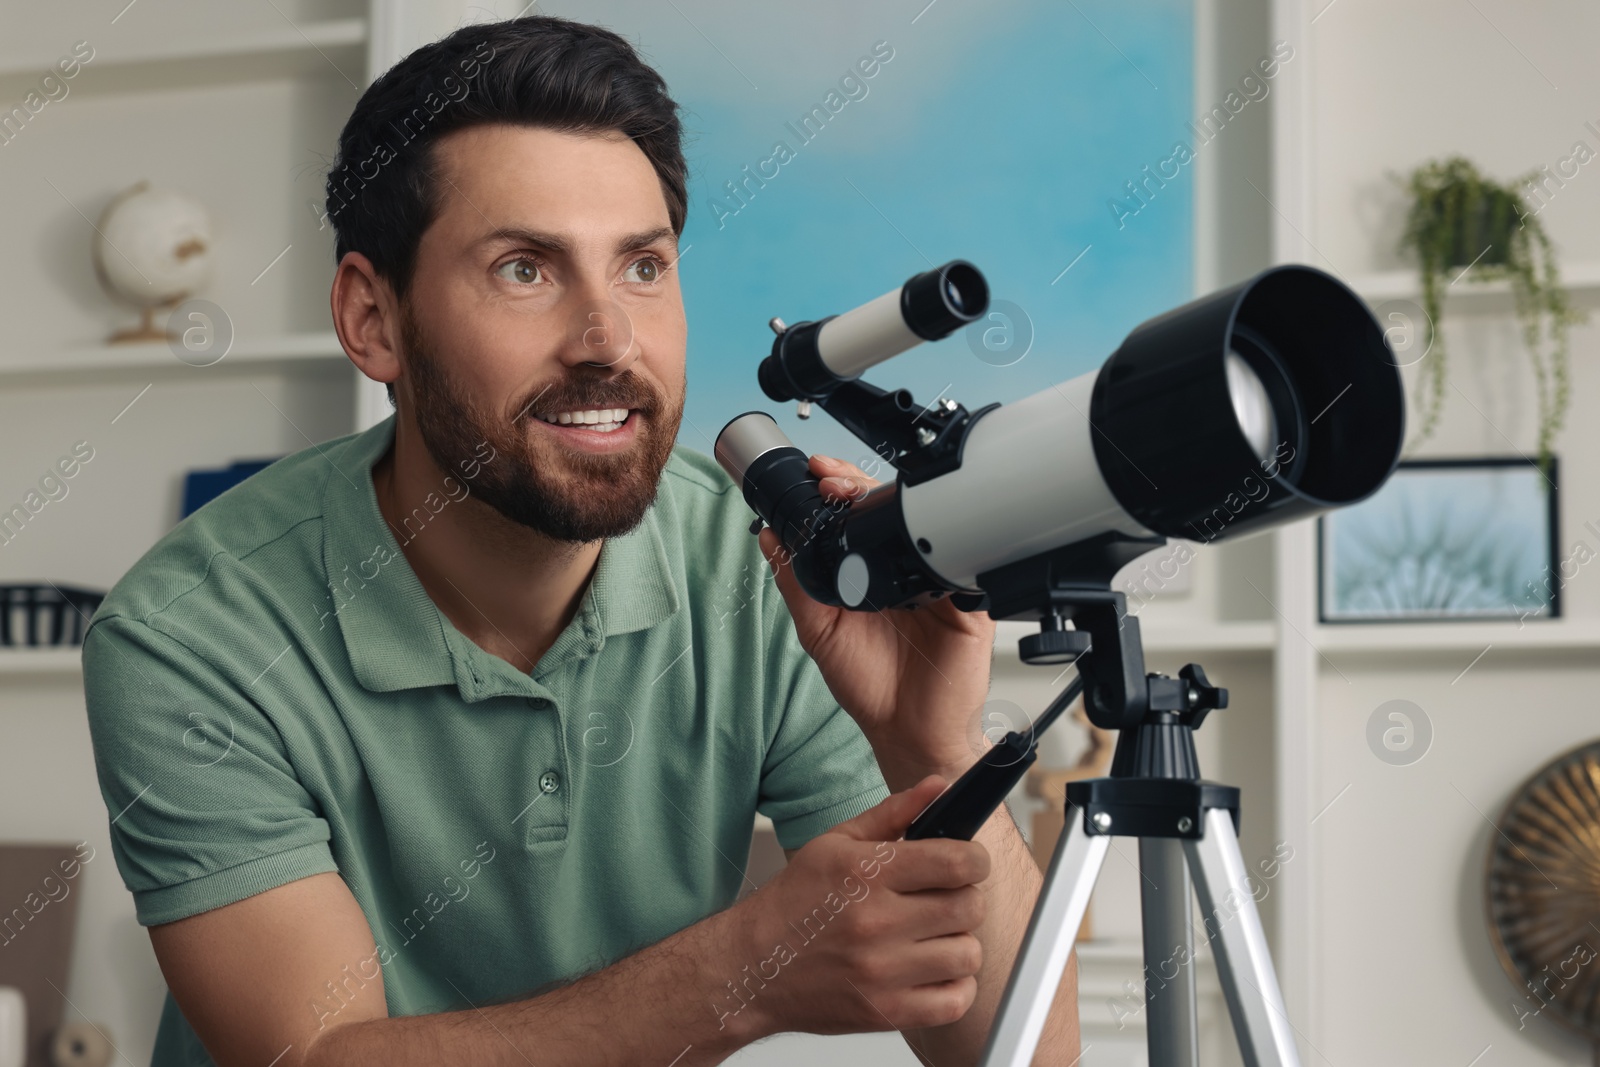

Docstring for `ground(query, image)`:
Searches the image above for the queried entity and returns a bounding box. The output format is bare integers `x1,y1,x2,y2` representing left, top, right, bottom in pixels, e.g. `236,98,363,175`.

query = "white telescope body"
899,350,1282,589
897,372,1153,589
718,264,1404,615
817,287,922,378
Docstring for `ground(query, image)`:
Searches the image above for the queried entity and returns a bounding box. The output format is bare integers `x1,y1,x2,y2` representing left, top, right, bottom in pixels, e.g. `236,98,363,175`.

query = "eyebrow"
475,225,677,257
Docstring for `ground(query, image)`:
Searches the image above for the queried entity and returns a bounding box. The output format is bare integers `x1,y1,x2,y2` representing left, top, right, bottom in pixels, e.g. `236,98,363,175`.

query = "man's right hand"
726,775,992,1038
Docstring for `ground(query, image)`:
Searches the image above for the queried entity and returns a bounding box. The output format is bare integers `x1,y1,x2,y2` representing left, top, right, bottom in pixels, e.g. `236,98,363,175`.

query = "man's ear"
331,250,403,393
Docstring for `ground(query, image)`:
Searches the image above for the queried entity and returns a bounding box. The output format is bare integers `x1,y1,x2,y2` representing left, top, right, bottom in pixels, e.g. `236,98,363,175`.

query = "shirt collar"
319,414,680,700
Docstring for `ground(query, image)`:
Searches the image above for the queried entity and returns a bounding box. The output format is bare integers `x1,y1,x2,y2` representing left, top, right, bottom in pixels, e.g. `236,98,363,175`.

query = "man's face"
397,124,687,543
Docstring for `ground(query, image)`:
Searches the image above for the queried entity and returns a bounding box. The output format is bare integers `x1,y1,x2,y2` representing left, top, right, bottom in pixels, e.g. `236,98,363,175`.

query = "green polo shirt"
80,413,890,1066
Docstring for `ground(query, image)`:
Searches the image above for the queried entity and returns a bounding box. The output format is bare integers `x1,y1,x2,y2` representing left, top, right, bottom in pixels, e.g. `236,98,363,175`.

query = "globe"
92,180,214,343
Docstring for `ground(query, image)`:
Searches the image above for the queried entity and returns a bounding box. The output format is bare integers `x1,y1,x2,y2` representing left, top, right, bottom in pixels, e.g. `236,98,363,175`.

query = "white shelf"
0,648,83,675
1343,260,1600,304
995,619,1275,655
0,331,349,382
1313,618,1600,654
998,616,1600,658
0,20,369,96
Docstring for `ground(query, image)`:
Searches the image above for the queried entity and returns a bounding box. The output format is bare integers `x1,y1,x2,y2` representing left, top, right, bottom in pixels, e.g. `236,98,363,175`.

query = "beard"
401,301,685,544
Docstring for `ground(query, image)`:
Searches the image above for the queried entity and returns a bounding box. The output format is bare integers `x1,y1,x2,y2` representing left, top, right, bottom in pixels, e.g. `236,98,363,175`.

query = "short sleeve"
755,591,890,850
81,615,337,926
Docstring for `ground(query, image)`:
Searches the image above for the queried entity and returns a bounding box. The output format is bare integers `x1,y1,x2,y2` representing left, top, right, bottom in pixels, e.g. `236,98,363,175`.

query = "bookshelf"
0,6,469,1064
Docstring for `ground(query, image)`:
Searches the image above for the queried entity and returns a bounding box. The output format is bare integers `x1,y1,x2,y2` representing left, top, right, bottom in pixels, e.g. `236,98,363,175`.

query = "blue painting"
532,0,1195,464
1319,461,1561,622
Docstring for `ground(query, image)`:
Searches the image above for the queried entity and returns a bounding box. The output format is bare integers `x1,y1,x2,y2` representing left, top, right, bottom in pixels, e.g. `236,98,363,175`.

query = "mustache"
515,372,661,421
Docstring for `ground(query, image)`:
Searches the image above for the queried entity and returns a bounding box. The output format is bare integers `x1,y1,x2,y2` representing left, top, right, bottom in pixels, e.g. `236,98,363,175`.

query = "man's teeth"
538,408,632,431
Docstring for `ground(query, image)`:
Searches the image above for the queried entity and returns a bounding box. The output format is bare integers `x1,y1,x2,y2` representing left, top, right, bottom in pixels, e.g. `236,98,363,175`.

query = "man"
81,15,1078,1066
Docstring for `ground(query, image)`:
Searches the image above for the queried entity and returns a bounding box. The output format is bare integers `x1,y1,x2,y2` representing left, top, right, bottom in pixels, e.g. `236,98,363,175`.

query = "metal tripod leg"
979,805,1110,1067
1141,838,1199,1066
1183,808,1302,1067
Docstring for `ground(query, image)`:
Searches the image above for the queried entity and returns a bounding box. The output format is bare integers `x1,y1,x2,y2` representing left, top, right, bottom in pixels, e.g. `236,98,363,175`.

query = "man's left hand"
757,453,997,784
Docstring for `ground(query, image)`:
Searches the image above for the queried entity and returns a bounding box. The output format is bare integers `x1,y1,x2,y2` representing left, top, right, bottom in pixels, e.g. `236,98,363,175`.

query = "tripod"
980,674,1300,1066
906,536,1302,1066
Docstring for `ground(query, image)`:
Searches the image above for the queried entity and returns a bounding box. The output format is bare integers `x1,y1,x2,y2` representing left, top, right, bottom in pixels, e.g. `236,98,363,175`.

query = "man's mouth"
535,407,635,434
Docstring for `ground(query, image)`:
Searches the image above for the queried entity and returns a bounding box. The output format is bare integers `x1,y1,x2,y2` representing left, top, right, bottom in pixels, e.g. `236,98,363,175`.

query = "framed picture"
1318,458,1560,623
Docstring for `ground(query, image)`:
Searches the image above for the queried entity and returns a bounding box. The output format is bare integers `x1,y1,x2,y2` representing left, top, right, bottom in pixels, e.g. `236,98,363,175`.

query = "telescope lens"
1088,265,1403,540
1224,348,1276,463
940,262,986,321
945,276,966,315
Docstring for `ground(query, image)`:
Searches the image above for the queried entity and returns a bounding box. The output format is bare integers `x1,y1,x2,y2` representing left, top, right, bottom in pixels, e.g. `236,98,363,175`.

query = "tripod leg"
1183,808,1302,1067
980,805,1110,1067
1140,838,1199,1067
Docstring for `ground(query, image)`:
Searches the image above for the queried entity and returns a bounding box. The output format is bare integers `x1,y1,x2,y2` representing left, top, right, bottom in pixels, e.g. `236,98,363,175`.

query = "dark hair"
323,15,688,404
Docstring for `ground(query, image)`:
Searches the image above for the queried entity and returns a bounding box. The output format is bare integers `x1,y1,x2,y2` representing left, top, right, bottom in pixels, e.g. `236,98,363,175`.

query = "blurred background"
1,0,1597,1064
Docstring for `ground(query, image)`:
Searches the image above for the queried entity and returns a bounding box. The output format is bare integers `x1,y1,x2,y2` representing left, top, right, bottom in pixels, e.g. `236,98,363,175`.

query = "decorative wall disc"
1486,740,1600,1040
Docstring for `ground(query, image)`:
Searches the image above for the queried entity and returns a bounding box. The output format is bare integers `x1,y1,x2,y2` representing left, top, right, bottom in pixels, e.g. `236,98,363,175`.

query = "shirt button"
539,770,561,794
528,697,551,710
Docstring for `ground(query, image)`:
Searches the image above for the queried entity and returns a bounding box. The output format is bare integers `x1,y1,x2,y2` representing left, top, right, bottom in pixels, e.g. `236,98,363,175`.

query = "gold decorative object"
1486,739,1600,1054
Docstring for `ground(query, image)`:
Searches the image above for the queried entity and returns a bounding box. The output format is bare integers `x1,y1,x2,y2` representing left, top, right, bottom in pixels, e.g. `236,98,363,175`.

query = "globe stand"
107,296,184,345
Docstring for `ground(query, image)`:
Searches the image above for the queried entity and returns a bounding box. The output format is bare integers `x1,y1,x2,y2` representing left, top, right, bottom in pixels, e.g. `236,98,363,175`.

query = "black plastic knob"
1019,628,1092,666
1179,663,1228,728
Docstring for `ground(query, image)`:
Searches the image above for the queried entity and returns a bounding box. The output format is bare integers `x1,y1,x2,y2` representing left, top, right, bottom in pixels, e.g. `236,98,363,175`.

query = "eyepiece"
715,412,844,599
761,260,991,401
714,411,791,487
901,260,989,340
713,410,820,547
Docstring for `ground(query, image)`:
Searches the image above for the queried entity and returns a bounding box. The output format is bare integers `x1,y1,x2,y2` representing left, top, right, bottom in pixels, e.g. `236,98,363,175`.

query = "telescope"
716,259,1402,691
715,259,1404,1067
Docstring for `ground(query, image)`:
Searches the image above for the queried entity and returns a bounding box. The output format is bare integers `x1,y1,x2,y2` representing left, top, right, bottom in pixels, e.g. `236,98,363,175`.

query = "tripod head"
974,529,1230,745
906,531,1232,841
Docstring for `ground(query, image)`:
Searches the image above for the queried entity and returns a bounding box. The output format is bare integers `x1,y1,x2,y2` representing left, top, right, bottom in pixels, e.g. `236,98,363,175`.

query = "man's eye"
496,258,542,285
624,256,665,284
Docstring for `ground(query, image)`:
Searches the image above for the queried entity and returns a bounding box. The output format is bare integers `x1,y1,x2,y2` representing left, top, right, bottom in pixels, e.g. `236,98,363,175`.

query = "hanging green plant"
1392,155,1585,474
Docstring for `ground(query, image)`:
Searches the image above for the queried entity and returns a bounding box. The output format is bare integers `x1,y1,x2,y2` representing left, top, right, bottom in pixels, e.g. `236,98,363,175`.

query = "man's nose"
557,275,639,374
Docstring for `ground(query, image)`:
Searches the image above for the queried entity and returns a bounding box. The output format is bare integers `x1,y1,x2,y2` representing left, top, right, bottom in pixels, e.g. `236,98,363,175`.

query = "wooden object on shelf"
1024,698,1115,941
0,845,85,1067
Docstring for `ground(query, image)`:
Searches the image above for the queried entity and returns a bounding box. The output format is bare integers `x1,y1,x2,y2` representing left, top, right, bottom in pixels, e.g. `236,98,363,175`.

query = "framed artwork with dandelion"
1318,458,1560,623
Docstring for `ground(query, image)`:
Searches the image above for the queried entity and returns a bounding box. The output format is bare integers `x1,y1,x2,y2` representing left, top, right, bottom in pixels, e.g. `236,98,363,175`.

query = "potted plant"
1393,155,1584,472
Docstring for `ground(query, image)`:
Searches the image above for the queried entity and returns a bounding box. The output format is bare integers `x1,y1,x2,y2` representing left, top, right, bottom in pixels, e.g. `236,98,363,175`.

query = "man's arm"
152,870,762,1067
153,780,990,1067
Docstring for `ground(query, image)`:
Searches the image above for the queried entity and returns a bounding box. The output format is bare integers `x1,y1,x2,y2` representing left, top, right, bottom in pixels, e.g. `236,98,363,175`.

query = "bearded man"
81,15,1079,1067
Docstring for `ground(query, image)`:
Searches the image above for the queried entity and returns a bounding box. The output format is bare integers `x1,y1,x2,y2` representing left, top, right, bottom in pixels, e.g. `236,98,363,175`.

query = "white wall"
1284,1,1600,1063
